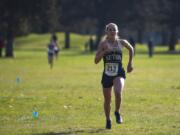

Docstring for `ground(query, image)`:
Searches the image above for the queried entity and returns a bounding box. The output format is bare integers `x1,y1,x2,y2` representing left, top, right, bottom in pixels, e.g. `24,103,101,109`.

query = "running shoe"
114,111,123,124
106,119,112,129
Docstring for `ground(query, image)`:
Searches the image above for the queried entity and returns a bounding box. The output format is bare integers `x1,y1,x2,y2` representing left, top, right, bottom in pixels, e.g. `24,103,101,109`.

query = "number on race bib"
105,63,118,76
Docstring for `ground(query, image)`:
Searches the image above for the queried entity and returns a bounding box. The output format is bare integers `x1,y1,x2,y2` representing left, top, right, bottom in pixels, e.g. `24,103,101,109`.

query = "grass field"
0,33,180,135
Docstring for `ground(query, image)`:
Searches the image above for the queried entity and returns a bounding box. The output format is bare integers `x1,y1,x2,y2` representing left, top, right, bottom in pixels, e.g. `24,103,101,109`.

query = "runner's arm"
94,42,106,64
121,39,134,73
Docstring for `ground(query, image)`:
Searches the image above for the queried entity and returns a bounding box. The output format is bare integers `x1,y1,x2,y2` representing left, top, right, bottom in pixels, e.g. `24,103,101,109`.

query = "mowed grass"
0,33,180,135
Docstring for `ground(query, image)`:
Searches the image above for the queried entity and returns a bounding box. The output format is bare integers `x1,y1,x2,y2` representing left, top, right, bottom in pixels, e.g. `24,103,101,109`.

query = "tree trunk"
95,17,106,49
95,28,103,50
94,0,107,50
5,32,14,57
161,30,168,45
65,31,70,49
5,18,14,58
137,29,143,44
169,27,176,51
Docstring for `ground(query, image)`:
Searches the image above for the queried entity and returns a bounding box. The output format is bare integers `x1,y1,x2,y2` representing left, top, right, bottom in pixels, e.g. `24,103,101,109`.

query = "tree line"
0,0,180,57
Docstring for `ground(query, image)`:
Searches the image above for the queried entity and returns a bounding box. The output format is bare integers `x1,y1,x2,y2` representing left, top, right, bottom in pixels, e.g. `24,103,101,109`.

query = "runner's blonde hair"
105,23,119,33
101,23,119,41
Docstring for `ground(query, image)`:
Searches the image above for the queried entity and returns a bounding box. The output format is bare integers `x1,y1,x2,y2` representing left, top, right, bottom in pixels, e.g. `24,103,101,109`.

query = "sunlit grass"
0,33,180,135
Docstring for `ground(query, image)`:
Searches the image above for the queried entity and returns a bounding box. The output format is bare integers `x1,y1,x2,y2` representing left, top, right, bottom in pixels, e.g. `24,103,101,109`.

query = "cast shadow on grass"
136,50,180,55
35,128,106,135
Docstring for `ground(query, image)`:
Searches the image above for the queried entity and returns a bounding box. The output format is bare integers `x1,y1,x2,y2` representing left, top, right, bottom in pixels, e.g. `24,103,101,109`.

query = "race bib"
105,63,118,76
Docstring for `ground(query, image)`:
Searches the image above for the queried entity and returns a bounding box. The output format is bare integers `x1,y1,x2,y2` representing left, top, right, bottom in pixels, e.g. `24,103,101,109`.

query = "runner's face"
106,25,118,38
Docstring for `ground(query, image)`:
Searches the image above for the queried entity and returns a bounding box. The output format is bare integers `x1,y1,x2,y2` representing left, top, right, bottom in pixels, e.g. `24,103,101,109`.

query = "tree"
156,0,180,51
0,0,62,57
46,0,60,33
0,0,46,57
93,0,137,47
167,0,180,51
60,0,96,49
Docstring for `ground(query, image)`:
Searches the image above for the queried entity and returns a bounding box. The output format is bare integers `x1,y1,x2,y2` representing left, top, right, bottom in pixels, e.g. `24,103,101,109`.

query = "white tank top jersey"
103,39,124,76
106,39,124,53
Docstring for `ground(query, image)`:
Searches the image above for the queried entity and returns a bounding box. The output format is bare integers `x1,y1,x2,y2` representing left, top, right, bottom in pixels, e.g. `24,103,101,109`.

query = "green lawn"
0,33,180,135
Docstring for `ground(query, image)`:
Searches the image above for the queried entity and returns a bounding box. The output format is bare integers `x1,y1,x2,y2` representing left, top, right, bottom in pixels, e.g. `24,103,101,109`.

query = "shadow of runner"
135,50,180,55
35,128,106,135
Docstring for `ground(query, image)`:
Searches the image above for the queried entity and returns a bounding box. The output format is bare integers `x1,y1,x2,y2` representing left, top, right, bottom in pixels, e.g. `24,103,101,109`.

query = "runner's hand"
127,63,133,73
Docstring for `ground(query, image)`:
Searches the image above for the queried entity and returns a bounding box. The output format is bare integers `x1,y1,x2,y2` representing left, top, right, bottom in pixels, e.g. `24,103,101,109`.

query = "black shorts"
55,49,59,54
101,68,126,88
